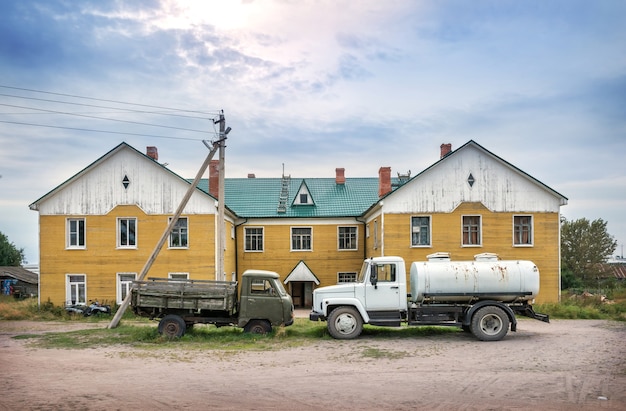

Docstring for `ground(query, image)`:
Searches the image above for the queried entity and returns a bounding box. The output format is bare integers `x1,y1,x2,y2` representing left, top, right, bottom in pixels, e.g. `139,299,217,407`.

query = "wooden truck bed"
132,278,238,315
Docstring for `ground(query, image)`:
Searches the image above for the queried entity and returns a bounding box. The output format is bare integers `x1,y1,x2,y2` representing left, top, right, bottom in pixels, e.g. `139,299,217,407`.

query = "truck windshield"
273,280,288,296
357,261,369,283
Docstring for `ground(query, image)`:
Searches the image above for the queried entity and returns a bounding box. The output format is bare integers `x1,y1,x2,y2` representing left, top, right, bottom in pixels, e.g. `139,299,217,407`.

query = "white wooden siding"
37,147,217,215
383,145,565,213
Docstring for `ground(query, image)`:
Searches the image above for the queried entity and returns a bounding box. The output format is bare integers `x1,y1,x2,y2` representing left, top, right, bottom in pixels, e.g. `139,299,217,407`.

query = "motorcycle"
65,300,112,316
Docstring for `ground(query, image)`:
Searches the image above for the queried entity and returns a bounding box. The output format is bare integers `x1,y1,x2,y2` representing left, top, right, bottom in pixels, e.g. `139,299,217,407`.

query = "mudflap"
523,306,550,323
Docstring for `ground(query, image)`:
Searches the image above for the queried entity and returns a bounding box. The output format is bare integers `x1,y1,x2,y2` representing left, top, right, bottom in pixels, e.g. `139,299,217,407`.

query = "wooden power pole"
107,136,223,329
216,112,229,281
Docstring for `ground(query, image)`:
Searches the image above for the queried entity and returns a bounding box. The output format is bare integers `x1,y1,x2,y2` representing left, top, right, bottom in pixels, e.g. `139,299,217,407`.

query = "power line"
0,119,206,141
0,92,211,120
0,84,224,142
0,85,220,116
0,103,212,134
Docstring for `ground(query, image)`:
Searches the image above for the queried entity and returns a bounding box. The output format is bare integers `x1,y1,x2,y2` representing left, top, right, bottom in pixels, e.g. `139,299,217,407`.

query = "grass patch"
16,318,461,351
361,347,410,360
535,289,626,321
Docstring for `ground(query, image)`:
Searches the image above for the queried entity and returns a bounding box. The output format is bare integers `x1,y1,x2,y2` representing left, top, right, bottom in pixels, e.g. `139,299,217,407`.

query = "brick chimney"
378,166,391,197
146,146,158,161
440,143,452,159
335,168,345,185
209,160,219,198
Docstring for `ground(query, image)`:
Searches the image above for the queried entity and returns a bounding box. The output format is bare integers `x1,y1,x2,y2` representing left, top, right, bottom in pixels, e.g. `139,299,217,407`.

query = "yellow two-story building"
31,140,566,307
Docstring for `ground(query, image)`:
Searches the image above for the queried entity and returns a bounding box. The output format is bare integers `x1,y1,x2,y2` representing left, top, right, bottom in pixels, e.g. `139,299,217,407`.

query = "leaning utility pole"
215,112,229,281
107,135,223,329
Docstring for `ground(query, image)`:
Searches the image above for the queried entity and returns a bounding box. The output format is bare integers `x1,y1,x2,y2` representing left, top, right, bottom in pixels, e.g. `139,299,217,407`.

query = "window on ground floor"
66,274,86,305
117,273,136,304
337,272,358,283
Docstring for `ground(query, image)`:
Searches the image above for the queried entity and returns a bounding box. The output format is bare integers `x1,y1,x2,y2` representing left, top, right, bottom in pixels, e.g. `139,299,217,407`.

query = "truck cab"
310,256,407,338
238,270,294,332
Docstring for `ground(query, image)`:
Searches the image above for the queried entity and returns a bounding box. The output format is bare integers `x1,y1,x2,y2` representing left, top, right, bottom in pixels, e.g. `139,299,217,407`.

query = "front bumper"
309,311,326,321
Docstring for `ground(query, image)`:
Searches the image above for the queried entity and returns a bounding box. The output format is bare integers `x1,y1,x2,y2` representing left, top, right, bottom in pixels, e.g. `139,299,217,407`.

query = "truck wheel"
327,307,363,340
470,306,509,341
244,319,272,334
158,314,186,338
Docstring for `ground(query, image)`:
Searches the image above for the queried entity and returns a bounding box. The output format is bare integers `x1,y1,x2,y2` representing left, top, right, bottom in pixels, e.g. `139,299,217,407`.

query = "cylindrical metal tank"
409,259,540,303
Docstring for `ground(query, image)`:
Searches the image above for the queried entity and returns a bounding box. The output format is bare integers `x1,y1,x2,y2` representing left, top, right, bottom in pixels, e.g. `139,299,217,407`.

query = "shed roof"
0,267,39,284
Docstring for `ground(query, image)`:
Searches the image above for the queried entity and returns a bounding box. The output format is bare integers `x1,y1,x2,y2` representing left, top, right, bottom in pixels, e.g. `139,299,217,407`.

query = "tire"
470,306,509,341
327,307,363,340
244,319,272,334
158,314,186,338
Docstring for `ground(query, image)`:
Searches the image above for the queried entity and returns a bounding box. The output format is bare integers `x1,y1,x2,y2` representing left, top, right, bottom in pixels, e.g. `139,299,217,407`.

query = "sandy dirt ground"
0,318,625,411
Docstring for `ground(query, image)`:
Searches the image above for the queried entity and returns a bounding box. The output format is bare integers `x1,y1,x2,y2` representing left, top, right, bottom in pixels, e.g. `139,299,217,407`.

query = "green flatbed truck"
132,269,294,338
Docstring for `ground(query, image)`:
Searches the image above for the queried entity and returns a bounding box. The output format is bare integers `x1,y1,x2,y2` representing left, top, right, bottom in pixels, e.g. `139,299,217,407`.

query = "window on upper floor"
66,274,86,305
338,226,357,250
514,215,533,246
67,218,86,249
291,227,312,251
169,217,188,248
245,227,264,252
462,215,482,246
411,216,431,247
118,218,137,248
337,272,358,283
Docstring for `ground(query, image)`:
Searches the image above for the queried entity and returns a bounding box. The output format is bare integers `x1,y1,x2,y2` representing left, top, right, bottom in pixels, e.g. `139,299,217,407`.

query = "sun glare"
164,0,252,30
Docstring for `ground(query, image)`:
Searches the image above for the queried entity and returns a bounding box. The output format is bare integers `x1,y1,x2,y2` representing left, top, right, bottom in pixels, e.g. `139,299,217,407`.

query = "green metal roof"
197,177,384,218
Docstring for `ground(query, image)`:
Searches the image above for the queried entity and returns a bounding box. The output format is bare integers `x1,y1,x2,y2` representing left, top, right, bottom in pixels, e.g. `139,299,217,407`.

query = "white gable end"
36,146,216,215
383,144,566,213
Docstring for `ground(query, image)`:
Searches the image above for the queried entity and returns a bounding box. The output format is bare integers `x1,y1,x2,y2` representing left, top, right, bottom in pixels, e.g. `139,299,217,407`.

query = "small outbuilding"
0,267,39,298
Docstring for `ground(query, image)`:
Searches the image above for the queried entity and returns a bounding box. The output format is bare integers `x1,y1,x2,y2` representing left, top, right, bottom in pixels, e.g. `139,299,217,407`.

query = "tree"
561,217,617,288
0,231,25,266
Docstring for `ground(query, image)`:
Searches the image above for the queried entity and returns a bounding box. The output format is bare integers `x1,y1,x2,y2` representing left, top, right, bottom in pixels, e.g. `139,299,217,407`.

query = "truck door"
365,262,403,311
244,278,283,322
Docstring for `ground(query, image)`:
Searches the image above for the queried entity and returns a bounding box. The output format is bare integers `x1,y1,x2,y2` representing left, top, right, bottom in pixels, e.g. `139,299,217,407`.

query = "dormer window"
293,181,315,206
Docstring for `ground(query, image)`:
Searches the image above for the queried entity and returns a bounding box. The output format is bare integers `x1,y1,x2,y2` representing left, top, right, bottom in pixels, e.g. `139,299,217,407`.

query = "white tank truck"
309,253,549,341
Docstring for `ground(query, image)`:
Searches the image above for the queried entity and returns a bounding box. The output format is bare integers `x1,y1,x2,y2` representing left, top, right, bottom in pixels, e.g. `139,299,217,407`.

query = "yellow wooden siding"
382,202,560,303
39,205,217,306
236,223,365,286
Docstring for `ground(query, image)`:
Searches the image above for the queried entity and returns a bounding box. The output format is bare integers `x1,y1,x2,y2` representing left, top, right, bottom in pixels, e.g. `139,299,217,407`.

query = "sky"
1,0,625,265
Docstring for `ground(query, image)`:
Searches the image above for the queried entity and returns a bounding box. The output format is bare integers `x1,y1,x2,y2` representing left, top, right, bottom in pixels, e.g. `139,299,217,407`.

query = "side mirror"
370,264,378,288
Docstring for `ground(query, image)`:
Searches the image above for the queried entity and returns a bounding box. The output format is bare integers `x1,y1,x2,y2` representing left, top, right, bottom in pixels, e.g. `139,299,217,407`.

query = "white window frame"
337,272,358,283
338,226,358,251
168,272,189,280
66,274,86,305
513,215,534,247
117,273,136,304
462,215,482,247
67,218,86,249
244,227,264,252
117,217,137,249
410,215,431,247
291,227,312,251
169,217,189,248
